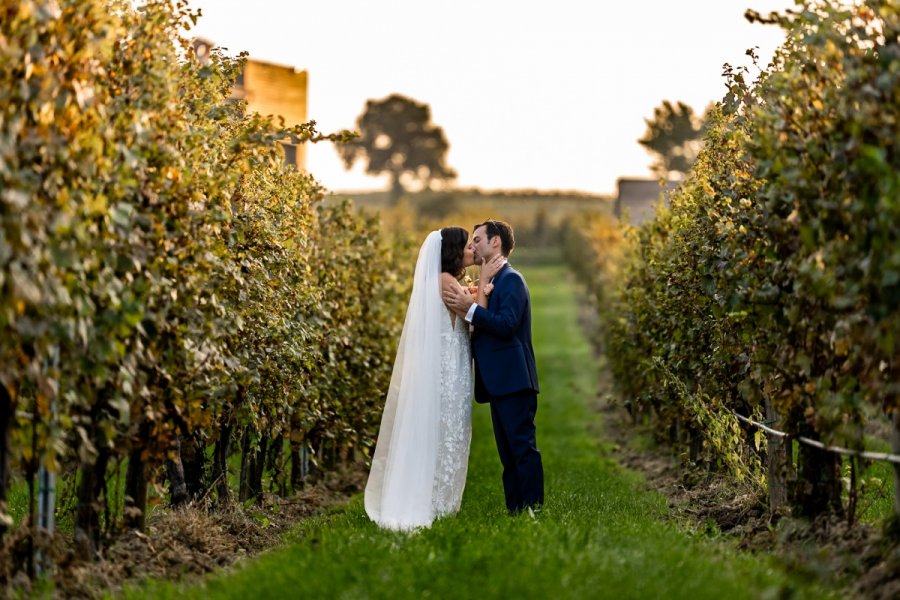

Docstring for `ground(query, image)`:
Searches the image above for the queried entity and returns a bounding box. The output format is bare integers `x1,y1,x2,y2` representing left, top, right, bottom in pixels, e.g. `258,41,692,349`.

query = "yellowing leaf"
84,193,108,215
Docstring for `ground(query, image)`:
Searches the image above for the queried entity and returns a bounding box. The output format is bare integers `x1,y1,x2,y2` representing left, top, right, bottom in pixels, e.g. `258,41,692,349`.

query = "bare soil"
594,393,900,600
0,464,367,598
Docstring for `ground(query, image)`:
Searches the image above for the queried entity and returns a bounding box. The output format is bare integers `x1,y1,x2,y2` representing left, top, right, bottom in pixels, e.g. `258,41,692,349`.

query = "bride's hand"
479,254,506,281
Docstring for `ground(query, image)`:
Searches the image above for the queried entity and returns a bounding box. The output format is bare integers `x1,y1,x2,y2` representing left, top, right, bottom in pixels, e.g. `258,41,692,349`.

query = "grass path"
132,261,831,599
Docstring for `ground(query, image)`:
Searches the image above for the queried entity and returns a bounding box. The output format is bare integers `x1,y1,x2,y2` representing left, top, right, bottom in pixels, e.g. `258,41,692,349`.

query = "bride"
364,227,502,530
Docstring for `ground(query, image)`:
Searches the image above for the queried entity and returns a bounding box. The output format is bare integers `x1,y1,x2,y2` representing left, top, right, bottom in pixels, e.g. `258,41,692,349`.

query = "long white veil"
365,230,444,530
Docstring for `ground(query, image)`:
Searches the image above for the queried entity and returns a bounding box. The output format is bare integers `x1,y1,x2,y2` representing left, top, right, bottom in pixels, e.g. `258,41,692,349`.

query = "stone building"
193,38,308,170
613,177,679,225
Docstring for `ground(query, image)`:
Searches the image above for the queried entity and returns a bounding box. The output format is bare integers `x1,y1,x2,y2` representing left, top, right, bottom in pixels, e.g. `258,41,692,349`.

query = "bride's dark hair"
440,227,468,279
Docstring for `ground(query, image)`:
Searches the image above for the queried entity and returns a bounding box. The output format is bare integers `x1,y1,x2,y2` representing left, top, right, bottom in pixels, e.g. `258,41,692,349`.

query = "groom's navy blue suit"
470,263,544,512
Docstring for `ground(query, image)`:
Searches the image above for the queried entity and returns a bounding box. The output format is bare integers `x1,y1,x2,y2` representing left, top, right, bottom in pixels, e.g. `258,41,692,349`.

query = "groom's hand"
442,284,475,317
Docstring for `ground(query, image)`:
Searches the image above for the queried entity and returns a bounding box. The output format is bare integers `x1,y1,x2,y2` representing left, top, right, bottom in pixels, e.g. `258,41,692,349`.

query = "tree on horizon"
337,94,456,204
638,100,708,180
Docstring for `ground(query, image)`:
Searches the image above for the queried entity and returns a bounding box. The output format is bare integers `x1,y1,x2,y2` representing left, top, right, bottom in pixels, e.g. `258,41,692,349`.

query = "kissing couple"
364,220,544,531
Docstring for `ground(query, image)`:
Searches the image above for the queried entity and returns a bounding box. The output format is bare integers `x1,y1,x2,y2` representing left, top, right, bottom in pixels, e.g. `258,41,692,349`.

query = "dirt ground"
594,394,900,600
0,465,367,598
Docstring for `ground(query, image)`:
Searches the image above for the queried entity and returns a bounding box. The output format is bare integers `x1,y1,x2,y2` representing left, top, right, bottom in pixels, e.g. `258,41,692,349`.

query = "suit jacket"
471,263,539,403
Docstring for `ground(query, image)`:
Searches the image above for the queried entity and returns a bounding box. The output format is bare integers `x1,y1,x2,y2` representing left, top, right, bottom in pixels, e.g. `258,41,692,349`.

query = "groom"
443,220,544,514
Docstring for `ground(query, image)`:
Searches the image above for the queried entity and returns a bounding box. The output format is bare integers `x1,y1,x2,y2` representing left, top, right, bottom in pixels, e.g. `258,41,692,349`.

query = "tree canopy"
638,100,707,179
338,94,456,203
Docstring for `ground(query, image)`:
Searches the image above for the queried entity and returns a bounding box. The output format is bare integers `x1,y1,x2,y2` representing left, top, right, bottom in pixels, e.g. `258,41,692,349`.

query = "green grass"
6,479,30,527
5,456,157,535
6,473,79,533
848,436,896,525
127,258,834,600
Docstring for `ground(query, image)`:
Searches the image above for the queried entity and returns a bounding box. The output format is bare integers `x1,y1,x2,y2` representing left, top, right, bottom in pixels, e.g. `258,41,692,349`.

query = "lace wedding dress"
432,310,473,517
365,231,473,531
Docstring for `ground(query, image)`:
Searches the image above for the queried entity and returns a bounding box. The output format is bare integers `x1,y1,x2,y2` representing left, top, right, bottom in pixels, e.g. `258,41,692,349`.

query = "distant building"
613,178,679,225
193,38,308,170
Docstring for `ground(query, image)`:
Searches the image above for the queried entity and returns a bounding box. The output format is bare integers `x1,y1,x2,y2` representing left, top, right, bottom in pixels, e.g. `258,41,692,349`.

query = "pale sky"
186,0,797,196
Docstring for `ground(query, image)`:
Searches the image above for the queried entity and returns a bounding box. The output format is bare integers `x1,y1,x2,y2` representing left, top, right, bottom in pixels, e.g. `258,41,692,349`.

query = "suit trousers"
488,389,544,512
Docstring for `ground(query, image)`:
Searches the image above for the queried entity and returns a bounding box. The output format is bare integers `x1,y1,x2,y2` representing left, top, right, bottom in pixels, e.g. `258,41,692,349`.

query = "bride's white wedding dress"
365,231,473,530
432,310,473,516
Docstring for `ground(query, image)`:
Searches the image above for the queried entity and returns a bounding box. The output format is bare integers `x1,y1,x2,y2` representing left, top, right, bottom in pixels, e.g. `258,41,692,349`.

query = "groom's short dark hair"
475,219,515,257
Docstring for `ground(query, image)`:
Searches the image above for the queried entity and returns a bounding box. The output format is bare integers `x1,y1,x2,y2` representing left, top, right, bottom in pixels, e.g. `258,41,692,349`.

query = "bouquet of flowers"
463,270,492,300
464,270,478,296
